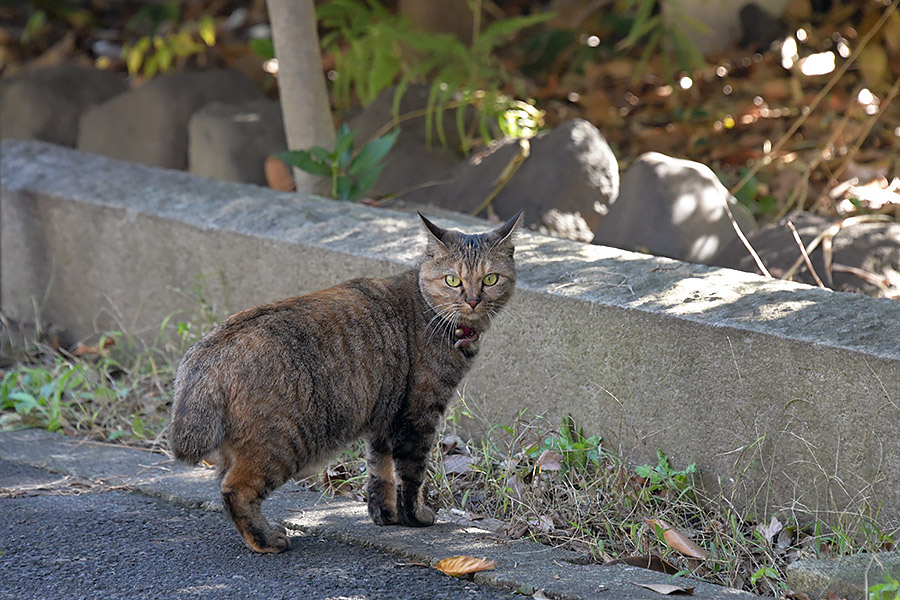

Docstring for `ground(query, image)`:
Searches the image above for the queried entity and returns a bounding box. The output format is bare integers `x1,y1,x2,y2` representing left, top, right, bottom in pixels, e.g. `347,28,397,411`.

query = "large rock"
712,212,900,298
0,64,127,146
664,0,791,55
786,551,900,600
78,69,262,169
188,100,286,185
399,118,619,241
592,152,755,264
346,84,464,198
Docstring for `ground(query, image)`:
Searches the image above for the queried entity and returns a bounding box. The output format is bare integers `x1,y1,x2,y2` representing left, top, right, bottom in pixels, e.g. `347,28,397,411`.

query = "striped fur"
169,212,522,553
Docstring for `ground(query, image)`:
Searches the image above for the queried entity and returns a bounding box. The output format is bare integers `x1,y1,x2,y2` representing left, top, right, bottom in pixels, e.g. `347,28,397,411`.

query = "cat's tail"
169,344,226,464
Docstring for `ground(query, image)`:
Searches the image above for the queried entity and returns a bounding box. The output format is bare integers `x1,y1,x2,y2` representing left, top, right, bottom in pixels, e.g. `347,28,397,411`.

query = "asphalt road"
0,460,517,600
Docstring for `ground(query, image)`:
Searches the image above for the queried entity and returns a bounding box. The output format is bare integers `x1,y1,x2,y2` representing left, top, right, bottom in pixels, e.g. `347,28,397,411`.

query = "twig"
831,263,892,292
786,220,825,287
782,214,891,280
820,71,900,196
724,199,772,278
471,138,531,217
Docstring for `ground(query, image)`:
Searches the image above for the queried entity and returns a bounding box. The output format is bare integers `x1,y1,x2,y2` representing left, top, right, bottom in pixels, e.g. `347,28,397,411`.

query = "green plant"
634,448,698,500
526,414,603,472
275,124,399,202
617,0,707,84
869,573,900,600
121,1,216,78
317,0,550,152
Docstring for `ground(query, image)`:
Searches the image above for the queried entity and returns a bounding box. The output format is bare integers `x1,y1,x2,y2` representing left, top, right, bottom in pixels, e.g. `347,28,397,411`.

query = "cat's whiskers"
425,303,461,343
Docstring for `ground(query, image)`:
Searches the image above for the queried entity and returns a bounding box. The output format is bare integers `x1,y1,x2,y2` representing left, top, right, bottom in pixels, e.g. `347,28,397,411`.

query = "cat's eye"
482,273,499,286
444,274,462,287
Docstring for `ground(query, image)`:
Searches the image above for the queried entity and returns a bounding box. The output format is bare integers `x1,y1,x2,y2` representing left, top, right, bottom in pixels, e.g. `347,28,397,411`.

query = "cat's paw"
368,502,400,526
245,525,290,554
400,504,436,527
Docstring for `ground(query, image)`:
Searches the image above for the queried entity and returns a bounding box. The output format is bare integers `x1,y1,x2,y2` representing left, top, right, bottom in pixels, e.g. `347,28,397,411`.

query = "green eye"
445,274,462,287
482,273,499,286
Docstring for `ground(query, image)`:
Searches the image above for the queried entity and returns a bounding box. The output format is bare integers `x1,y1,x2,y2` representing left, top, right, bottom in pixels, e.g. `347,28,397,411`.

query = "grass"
1,314,897,597
0,311,214,449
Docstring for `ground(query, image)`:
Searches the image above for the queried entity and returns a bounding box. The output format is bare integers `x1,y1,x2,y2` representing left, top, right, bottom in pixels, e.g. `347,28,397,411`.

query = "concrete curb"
2,139,899,526
0,429,758,599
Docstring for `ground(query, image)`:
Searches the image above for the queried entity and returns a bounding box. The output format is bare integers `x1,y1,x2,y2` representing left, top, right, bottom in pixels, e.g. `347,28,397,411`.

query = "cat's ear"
418,212,452,252
487,210,524,249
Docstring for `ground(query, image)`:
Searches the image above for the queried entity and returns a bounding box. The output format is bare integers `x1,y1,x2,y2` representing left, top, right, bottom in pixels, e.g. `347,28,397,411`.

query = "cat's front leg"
366,434,399,525
392,415,438,527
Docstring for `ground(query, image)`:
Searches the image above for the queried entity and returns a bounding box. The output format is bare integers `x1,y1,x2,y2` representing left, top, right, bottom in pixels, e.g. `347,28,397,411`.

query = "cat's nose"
466,297,480,309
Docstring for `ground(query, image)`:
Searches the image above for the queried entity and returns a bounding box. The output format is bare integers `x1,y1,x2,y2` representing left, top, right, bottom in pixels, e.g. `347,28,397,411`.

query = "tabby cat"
169,211,522,553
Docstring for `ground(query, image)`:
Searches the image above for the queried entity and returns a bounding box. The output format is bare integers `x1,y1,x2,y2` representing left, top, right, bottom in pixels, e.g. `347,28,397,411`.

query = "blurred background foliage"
1,0,898,223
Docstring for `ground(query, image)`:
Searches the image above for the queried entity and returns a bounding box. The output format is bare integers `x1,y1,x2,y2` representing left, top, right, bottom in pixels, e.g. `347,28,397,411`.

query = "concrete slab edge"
0,429,759,599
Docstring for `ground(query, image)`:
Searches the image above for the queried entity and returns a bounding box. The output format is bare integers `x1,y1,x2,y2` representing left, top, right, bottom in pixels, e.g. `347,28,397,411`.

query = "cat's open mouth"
454,325,480,349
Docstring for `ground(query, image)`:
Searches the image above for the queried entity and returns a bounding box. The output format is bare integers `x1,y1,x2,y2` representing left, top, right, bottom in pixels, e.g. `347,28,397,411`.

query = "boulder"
0,64,127,146
712,212,900,298
78,69,263,169
399,118,619,240
188,100,286,185
592,152,755,264
346,84,464,198
663,0,791,55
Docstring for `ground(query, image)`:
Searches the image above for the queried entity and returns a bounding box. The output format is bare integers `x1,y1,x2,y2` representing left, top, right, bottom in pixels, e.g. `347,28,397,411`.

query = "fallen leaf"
443,453,477,474
505,474,526,500
647,519,710,560
441,434,468,455
756,516,784,543
536,449,564,472
527,515,555,533
604,554,681,575
633,582,695,595
72,336,116,357
434,555,497,577
265,156,295,191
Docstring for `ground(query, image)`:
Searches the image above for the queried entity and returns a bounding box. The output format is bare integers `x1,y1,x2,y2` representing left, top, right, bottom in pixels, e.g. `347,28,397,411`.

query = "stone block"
400,119,619,241
593,151,756,264
78,69,262,169
188,99,286,185
786,551,900,600
712,212,900,298
0,64,127,146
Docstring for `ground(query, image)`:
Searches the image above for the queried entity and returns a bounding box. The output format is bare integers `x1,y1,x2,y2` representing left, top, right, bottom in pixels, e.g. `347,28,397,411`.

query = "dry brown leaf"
434,555,497,577
756,516,784,544
536,449,564,472
443,453,477,474
633,582,695,595
265,156,295,191
72,337,116,357
604,554,681,575
647,519,710,560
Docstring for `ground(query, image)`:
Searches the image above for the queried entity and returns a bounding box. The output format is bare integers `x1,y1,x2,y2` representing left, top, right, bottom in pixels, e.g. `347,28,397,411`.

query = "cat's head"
417,211,522,349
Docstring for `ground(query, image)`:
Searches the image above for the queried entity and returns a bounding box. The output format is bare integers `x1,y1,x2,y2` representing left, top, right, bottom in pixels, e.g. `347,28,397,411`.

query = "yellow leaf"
197,15,216,47
434,556,497,577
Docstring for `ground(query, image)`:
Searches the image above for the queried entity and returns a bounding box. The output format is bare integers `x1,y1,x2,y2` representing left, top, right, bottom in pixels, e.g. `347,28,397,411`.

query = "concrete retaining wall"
3,140,899,526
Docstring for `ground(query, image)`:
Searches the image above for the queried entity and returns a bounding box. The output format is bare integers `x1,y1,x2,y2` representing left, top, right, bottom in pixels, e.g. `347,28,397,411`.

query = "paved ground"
0,461,516,600
0,430,762,600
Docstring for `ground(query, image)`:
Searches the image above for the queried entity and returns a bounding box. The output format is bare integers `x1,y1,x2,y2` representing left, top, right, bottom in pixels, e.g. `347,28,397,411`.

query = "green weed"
317,0,549,152
276,124,399,202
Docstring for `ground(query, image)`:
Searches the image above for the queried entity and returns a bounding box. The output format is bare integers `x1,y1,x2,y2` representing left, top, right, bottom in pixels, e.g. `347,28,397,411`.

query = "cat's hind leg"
366,434,399,525
220,453,290,553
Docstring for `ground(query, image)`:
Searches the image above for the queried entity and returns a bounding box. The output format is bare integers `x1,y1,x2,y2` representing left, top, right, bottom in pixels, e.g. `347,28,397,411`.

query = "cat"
169,211,522,553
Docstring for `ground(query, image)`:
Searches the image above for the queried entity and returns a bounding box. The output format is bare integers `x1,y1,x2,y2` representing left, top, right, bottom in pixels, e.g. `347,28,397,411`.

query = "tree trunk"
266,0,335,193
